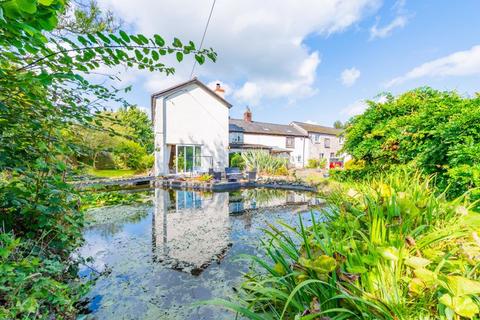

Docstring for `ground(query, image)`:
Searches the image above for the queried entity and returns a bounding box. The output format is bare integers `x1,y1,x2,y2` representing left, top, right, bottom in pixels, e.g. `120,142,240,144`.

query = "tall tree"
56,0,122,35
116,106,154,153
333,120,344,129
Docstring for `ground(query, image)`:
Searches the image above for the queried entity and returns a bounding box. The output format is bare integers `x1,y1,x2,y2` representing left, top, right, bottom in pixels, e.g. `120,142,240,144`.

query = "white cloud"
98,0,382,105
341,100,368,117
386,45,480,87
305,120,319,125
341,67,361,86
234,82,262,105
370,15,408,39
234,52,321,104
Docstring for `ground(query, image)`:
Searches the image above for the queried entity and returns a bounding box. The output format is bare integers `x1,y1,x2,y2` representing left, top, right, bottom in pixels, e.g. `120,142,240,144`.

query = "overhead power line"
190,0,217,79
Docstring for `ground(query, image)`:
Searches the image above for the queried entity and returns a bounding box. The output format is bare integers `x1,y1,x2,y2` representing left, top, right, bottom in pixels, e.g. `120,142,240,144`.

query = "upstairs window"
286,136,295,148
229,132,244,144
314,134,320,143
324,138,330,148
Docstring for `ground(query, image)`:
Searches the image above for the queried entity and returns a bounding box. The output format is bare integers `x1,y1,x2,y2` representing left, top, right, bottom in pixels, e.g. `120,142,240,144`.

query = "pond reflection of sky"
78,188,324,320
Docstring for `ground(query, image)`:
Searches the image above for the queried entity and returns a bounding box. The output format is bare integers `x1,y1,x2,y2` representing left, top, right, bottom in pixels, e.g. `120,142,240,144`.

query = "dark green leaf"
176,51,183,62
119,30,130,43
172,37,182,48
195,54,205,65
154,34,165,46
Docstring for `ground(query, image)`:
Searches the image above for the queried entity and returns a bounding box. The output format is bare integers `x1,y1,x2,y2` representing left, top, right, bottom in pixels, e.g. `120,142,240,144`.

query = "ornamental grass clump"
210,171,480,319
242,151,288,176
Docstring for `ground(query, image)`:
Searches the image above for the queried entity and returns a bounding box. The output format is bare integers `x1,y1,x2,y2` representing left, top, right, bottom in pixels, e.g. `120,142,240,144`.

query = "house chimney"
214,82,225,98
244,106,252,122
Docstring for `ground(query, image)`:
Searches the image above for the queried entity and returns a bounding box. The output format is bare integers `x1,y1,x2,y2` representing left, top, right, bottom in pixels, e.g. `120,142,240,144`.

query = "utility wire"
190,0,217,79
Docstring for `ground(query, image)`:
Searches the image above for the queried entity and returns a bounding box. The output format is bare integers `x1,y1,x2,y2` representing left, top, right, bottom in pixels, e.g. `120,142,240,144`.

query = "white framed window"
324,138,331,148
297,155,302,162
176,145,202,173
314,134,320,143
286,137,295,148
229,132,243,144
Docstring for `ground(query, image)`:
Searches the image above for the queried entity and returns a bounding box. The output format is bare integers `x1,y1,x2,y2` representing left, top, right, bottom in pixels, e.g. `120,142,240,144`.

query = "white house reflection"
152,188,323,275
153,189,231,275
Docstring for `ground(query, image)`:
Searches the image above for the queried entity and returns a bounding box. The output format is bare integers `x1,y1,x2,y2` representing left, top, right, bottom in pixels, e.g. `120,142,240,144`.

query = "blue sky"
97,0,480,127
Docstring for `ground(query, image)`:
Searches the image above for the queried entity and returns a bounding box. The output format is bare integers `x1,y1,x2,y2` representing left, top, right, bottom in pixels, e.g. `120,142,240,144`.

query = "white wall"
243,133,306,168
305,133,344,166
154,83,229,175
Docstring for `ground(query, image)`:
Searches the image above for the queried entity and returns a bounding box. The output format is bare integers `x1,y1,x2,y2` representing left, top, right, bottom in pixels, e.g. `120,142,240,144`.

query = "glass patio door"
176,145,201,173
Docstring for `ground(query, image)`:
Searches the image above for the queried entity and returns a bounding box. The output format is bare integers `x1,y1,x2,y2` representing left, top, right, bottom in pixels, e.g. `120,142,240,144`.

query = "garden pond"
78,188,324,319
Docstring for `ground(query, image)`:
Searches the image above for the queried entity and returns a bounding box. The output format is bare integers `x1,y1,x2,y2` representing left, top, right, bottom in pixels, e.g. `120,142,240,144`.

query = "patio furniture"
225,167,243,182
213,171,222,181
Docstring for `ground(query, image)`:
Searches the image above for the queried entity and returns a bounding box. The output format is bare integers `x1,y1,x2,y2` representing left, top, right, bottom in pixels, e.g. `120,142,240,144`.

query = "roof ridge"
230,118,293,127
292,121,335,128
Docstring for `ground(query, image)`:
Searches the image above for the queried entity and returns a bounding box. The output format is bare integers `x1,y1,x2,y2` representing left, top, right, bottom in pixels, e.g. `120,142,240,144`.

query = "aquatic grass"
210,171,480,319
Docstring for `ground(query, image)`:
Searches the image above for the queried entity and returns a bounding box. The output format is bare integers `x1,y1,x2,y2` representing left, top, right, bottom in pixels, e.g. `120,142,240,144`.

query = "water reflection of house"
152,189,230,274
228,189,313,214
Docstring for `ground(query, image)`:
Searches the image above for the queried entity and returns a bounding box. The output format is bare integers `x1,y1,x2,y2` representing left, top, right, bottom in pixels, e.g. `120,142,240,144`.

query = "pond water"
78,188,324,320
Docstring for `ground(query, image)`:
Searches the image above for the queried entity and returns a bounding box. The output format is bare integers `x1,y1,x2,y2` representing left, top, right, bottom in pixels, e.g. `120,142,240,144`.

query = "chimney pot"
244,106,252,123
214,82,225,98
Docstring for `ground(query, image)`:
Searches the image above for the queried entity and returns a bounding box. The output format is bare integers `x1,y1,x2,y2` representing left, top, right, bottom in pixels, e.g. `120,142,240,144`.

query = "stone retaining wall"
156,178,317,193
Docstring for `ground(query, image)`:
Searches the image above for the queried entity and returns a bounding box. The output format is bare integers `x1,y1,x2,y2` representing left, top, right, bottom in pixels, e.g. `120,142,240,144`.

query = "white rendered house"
291,121,346,166
151,78,231,176
229,109,308,168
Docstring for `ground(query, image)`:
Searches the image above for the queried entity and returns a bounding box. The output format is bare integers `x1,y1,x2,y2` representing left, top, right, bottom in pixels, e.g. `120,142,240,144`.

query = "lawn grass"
86,168,139,178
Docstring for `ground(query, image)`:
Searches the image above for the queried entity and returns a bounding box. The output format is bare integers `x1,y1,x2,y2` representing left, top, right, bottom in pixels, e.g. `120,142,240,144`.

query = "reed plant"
209,171,480,319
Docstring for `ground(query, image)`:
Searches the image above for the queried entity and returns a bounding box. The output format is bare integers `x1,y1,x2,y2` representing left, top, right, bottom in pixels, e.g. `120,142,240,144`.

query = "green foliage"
333,120,344,129
306,158,327,169
138,154,154,171
0,233,89,319
241,151,288,175
0,1,213,318
215,171,480,319
93,151,116,170
343,158,363,170
80,190,147,209
113,139,146,170
230,152,246,170
341,88,480,201
115,105,154,153
69,106,154,171
56,0,122,35
274,165,289,176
